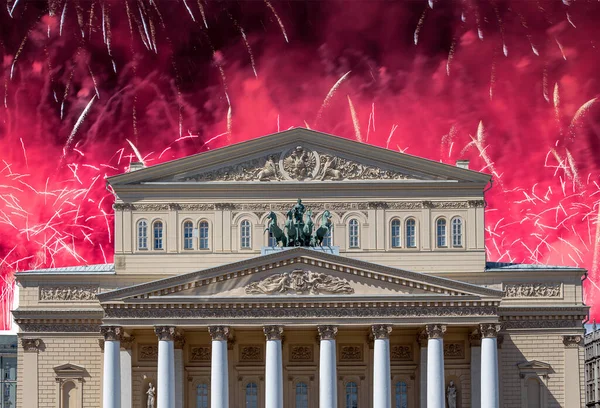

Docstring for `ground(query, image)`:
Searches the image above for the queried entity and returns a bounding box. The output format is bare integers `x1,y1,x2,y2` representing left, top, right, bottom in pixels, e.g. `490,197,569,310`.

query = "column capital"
263,325,284,341
21,338,42,352
563,335,583,348
371,324,392,340
425,324,446,339
154,325,176,341
318,325,338,340
468,328,481,347
101,325,123,341
174,332,186,349
417,329,428,346
479,323,502,338
208,326,230,341
121,336,135,350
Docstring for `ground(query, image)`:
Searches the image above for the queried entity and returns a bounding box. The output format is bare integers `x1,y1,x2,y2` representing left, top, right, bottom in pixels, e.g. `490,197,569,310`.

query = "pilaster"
21,338,41,408
563,335,583,408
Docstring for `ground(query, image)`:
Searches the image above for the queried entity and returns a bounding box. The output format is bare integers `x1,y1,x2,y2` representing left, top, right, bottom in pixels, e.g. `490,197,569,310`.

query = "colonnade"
101,323,501,408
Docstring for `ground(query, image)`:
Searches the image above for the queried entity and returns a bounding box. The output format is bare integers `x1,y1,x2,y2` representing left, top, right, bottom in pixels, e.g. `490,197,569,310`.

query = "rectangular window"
0,356,16,408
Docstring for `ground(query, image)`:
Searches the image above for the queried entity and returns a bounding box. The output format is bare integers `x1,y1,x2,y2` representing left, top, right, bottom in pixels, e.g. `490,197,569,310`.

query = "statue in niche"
446,380,457,408
146,383,156,408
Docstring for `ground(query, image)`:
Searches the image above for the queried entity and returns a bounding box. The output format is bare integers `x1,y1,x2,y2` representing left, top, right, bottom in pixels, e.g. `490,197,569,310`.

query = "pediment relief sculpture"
177,145,417,182
245,269,354,295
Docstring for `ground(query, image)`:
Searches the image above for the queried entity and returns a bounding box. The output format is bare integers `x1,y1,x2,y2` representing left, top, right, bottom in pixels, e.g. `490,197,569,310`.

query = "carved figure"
446,380,457,408
319,156,344,180
245,269,354,295
314,210,333,246
265,211,287,247
146,383,156,408
283,146,316,180
256,156,278,181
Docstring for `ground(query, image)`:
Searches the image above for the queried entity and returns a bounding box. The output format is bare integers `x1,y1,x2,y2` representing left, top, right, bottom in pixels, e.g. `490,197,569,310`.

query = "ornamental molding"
245,269,354,295
100,326,123,341
371,324,392,339
317,325,338,340
426,324,446,339
131,203,170,211
178,146,417,182
480,323,502,338
139,345,158,361
208,326,230,341
340,345,363,361
190,346,211,362
21,338,42,352
444,342,465,359
39,286,98,301
263,325,283,341
121,336,135,350
501,319,583,329
390,345,412,361
562,335,583,347
16,322,100,332
154,326,176,341
503,283,561,298
240,345,263,362
290,345,313,362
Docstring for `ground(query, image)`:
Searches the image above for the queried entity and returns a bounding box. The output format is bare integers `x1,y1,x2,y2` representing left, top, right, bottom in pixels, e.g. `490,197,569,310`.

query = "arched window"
436,218,447,248
345,382,358,408
196,383,209,408
245,382,258,408
405,218,416,248
323,229,332,247
183,221,194,250
153,221,164,250
526,378,541,408
241,220,252,249
199,221,209,249
451,217,463,247
395,381,408,408
295,382,309,408
348,219,359,248
137,219,148,250
391,219,401,248
62,381,76,408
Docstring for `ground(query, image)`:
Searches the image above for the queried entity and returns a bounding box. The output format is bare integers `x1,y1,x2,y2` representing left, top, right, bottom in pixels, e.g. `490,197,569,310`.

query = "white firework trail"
265,1,289,43
315,71,351,123
197,0,208,28
60,0,68,37
182,0,196,22
239,27,258,78
347,95,362,143
386,125,399,149
62,95,97,157
569,97,598,139
126,139,144,164
414,8,427,45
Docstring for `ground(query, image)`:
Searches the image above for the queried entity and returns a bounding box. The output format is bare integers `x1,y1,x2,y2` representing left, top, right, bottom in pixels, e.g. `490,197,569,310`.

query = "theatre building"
14,129,587,408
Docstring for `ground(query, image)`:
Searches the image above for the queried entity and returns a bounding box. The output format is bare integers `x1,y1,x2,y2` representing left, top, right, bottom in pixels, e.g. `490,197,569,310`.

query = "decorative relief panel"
240,345,263,362
290,345,313,362
443,342,465,359
503,283,561,298
245,269,354,295
340,345,363,362
390,345,413,361
176,146,419,182
39,286,98,301
138,345,158,361
190,346,211,362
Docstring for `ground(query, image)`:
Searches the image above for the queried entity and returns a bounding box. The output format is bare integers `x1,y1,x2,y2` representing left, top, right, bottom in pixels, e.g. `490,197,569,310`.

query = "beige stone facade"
14,129,587,407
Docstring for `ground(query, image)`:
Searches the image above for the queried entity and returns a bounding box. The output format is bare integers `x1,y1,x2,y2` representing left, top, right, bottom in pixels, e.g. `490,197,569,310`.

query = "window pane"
268,232,277,247
138,220,148,249
241,221,251,249
345,382,358,408
323,229,332,246
406,219,416,248
295,382,309,408
349,219,359,248
391,219,401,247
395,381,408,408
184,221,194,250
452,218,463,247
436,219,446,247
246,382,258,408
199,221,209,249
154,221,164,250
196,383,208,408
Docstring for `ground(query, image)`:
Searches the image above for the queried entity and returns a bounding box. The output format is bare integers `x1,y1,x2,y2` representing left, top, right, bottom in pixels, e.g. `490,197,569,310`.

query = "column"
120,336,135,408
155,326,176,408
469,329,481,408
21,338,41,408
372,325,392,408
209,326,230,408
318,326,338,408
480,324,500,408
563,335,583,408
174,333,186,408
417,330,427,408
426,324,446,408
101,326,122,408
263,325,284,408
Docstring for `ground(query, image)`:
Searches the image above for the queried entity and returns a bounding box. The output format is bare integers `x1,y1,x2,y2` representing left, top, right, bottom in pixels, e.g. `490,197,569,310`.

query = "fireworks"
0,0,599,328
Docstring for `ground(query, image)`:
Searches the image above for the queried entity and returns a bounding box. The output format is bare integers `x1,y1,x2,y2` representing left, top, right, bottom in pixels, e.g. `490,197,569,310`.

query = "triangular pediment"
54,363,88,377
107,129,490,186
98,248,502,303
517,360,553,371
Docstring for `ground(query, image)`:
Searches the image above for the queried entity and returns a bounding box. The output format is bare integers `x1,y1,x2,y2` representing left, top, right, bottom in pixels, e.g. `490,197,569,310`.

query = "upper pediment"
107,129,490,186
98,247,503,303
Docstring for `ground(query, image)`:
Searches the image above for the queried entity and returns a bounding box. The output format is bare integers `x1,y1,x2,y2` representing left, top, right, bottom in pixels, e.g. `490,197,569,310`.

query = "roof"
18,263,115,275
485,262,585,272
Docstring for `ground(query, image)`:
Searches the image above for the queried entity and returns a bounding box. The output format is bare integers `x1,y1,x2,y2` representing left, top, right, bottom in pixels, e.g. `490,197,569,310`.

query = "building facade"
14,129,587,408
585,325,600,406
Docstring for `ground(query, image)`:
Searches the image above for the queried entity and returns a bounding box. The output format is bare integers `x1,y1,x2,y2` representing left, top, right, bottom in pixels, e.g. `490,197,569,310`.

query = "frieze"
390,345,412,361
430,201,469,209
104,305,498,319
190,346,211,362
501,319,582,329
240,345,263,362
178,204,216,211
132,204,170,211
138,345,158,361
503,283,561,298
40,286,98,301
245,269,354,295
290,345,313,362
113,203,135,211
444,342,465,359
468,200,486,208
340,345,363,361
16,323,100,332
